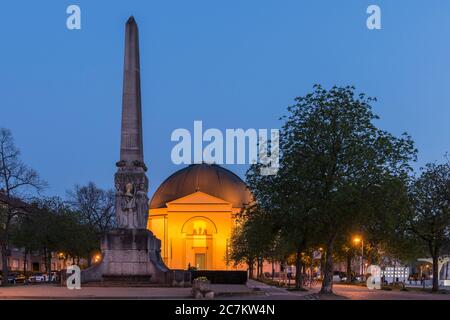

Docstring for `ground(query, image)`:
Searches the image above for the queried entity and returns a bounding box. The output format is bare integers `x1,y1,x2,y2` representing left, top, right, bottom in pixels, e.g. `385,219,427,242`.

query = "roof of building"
149,163,253,209
0,189,29,212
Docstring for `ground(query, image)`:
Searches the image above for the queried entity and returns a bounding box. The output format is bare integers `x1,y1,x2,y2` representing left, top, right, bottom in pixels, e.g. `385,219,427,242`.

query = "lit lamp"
353,236,364,280
93,254,102,264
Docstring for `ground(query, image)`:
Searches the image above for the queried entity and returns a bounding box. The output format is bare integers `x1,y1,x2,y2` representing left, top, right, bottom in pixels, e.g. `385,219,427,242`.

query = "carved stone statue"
136,183,149,228
116,178,148,229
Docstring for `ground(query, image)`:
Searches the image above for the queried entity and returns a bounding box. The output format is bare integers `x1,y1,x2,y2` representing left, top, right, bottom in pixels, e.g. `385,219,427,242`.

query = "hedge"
190,270,247,284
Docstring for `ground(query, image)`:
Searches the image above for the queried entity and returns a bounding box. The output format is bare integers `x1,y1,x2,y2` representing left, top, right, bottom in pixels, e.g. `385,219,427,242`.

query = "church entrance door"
195,253,206,270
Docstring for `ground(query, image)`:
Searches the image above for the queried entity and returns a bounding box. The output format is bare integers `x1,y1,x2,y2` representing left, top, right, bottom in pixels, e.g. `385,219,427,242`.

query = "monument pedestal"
81,229,169,284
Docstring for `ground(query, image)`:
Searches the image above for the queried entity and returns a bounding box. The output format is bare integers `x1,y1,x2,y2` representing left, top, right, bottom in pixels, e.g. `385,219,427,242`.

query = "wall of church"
149,210,238,270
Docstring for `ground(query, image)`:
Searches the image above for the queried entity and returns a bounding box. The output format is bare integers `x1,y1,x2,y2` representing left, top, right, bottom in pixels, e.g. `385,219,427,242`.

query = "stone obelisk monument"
82,17,168,284
115,16,148,230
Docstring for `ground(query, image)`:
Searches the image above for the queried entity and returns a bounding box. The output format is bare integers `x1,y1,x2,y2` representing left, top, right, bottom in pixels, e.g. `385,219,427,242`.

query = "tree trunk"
446,262,449,280
346,253,352,283
256,259,261,278
23,250,28,278
248,259,254,279
432,254,439,292
87,252,92,268
1,241,9,287
259,259,263,277
44,248,51,283
319,251,326,279
320,238,335,294
271,259,275,280
294,249,304,289
393,259,396,285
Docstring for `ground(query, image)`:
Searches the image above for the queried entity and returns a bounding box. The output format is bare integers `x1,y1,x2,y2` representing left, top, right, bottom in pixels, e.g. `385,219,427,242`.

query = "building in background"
148,163,252,270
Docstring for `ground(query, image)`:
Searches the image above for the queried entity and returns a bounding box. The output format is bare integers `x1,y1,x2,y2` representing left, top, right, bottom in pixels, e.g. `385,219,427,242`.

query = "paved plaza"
0,281,449,300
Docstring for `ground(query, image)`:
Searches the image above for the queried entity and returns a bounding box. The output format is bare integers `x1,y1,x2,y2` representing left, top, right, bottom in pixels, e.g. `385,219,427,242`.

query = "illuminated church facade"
147,163,252,270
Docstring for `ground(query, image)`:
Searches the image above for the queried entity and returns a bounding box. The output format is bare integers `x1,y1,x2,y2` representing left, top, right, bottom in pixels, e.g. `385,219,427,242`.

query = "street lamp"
353,236,364,280
93,254,102,264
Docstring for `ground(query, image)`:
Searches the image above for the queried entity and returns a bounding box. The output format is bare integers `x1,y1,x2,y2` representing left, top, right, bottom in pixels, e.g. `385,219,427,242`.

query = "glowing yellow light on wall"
192,221,208,247
192,221,208,235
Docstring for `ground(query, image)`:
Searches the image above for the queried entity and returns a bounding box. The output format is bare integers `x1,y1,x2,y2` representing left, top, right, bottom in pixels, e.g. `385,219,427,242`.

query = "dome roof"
150,163,252,209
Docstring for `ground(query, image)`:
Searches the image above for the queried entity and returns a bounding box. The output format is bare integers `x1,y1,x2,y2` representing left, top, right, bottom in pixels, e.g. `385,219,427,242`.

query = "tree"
9,214,39,277
230,204,275,278
0,128,46,286
245,160,315,289
407,161,450,292
67,183,116,266
229,224,256,277
11,197,98,278
277,85,416,294
66,182,116,236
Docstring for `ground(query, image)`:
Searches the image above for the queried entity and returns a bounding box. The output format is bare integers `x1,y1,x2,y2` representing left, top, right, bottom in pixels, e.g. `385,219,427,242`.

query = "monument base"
81,228,169,285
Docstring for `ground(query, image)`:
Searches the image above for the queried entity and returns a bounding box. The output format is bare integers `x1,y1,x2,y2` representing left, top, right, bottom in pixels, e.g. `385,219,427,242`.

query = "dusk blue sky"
1,0,449,198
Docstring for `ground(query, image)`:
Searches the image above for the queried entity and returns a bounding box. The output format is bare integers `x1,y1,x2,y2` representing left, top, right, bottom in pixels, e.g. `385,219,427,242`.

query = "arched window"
181,216,218,235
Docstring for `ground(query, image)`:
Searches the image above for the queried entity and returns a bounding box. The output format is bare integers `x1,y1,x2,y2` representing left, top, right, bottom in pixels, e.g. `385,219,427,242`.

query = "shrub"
190,271,247,284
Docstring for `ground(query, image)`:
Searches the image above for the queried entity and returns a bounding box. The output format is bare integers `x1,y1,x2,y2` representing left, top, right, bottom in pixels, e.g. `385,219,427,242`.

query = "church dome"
149,163,253,209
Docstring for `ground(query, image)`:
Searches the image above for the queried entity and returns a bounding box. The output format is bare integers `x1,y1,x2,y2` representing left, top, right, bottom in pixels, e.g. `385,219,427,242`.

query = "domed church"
147,163,252,270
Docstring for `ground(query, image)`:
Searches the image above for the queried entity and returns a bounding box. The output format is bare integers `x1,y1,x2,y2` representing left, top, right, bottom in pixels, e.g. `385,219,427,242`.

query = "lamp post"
353,237,364,281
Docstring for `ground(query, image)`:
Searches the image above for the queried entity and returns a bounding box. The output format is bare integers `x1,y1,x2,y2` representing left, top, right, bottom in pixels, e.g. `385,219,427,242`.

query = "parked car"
7,273,20,284
28,273,48,283
332,271,347,283
0,273,16,284
14,273,26,283
0,273,28,284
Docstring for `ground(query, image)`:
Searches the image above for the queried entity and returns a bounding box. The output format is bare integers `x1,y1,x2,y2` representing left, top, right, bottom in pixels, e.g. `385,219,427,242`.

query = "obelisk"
82,17,169,284
115,16,149,229
119,16,144,167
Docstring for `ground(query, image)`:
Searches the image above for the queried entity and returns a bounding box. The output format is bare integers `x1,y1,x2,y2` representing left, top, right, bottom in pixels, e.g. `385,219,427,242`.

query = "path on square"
330,284,450,300
0,282,449,300
235,281,450,300
0,283,260,300
0,285,192,299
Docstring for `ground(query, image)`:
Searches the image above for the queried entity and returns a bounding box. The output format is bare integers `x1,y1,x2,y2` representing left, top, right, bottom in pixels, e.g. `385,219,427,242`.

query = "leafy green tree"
11,197,99,279
407,161,450,292
229,224,253,276
9,214,39,277
230,204,275,278
334,242,358,283
362,176,417,258
246,160,315,289
277,85,416,293
352,175,421,282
